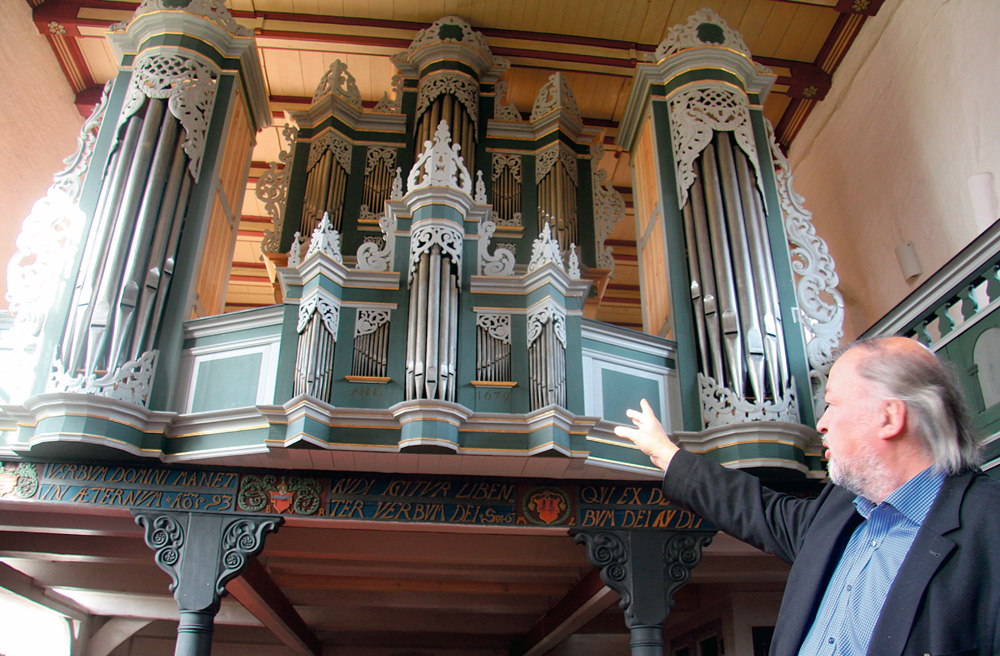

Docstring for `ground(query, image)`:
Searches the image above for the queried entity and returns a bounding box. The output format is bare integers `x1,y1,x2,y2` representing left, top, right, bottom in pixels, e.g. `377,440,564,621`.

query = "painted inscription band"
0,461,711,530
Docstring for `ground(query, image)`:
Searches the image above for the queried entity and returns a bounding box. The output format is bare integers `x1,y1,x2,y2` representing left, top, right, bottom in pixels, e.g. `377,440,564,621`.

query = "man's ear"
879,399,907,439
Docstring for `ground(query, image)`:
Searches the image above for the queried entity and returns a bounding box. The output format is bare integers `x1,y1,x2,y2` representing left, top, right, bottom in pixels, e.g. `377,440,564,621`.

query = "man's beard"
828,448,892,502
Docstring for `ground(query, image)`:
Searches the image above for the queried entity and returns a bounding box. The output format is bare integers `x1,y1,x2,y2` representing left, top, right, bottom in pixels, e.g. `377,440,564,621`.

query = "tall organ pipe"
700,142,744,396
715,133,766,401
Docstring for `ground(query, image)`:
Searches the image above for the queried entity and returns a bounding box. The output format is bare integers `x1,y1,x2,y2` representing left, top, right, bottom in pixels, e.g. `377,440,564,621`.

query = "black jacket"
662,448,1000,656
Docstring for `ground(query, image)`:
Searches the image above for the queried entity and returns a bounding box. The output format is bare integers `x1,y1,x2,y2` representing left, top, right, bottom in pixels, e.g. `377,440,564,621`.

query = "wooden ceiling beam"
226,556,322,656
271,572,567,595
511,567,619,656
0,560,90,621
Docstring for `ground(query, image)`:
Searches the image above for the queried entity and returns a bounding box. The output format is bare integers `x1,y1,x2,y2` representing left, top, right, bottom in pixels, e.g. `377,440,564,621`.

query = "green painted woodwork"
418,59,479,80
581,338,674,368
339,144,371,256
190,353,262,413
272,302,300,404
602,370,662,425
649,101,702,431
151,76,238,412
400,418,459,449
279,140,310,252
565,314,585,415
749,109,815,426
699,441,805,468
576,157,597,268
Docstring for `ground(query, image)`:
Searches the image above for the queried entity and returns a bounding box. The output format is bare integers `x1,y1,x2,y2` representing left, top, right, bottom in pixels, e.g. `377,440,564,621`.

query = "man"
615,336,1000,656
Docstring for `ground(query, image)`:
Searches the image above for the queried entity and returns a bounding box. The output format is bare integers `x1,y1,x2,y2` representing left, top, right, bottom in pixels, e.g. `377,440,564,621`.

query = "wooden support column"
572,529,714,656
131,511,283,656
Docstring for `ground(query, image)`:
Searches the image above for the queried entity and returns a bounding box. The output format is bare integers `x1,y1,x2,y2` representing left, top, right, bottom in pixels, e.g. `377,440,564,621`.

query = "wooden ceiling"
31,0,883,331
0,498,791,654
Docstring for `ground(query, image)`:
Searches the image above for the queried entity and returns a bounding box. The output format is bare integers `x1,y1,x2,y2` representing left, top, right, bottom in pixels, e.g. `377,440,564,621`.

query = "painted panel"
191,352,262,413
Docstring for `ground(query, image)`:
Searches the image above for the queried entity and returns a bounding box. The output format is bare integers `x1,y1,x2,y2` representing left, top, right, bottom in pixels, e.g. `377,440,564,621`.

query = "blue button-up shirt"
798,467,945,656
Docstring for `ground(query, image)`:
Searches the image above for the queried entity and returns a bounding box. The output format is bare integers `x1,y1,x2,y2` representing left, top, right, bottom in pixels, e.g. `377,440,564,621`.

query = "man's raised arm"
614,398,680,471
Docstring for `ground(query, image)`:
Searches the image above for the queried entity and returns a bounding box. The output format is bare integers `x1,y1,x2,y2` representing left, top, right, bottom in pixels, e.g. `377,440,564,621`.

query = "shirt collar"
853,466,946,523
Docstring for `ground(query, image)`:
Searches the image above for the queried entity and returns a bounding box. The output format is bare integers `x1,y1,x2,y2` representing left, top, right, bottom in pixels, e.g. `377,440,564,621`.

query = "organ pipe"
682,132,790,402
415,94,476,171
60,97,192,379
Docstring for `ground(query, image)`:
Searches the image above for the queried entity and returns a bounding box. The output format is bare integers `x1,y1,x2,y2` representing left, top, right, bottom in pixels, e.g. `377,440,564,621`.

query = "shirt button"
828,637,835,644
871,539,877,547
846,584,852,591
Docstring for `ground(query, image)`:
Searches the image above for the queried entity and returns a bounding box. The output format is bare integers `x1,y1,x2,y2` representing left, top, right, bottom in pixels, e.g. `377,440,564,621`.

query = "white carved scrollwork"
408,223,464,285
535,142,578,185
355,212,396,272
373,74,403,114
527,301,567,348
699,373,799,429
766,121,844,415
493,80,522,121
567,244,581,280
492,153,522,183
297,291,340,336
530,72,582,122
590,141,626,271
312,59,362,108
119,53,219,182
308,129,353,173
478,219,515,277
649,8,753,62
416,72,480,133
528,223,565,273
287,232,304,267
303,212,343,263
476,314,511,344
4,82,110,384
365,147,397,175
408,120,472,194
355,309,391,338
259,123,298,254
132,0,252,37
49,350,159,408
667,83,765,210
475,171,487,205
399,15,494,61
390,167,403,200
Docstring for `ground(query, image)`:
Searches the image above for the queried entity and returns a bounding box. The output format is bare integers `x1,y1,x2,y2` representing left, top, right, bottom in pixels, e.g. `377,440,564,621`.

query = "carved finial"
312,60,362,108
649,8,753,62
287,231,303,267
567,244,581,279
528,221,566,273
390,167,403,200
530,72,582,122
406,120,472,194
373,74,403,114
475,170,487,204
493,79,522,121
304,213,343,263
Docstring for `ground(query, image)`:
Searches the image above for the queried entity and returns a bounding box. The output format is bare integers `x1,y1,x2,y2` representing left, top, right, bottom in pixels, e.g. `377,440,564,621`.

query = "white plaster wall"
0,0,85,310
788,0,1000,338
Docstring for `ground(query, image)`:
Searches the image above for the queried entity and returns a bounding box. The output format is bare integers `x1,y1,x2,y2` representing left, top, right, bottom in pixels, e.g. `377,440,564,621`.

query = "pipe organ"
618,9,842,431
42,0,270,408
9,8,838,475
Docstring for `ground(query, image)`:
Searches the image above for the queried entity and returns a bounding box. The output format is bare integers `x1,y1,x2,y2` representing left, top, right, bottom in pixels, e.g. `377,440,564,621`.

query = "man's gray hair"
848,337,979,474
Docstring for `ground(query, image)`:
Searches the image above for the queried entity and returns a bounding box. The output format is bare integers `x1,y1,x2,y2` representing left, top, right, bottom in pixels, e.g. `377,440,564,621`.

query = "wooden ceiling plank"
512,568,619,656
773,4,823,61
226,555,322,656
752,1,798,58
796,7,839,62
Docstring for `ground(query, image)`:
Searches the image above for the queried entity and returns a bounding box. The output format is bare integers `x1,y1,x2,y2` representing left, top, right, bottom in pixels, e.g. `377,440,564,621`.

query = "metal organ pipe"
681,132,792,404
